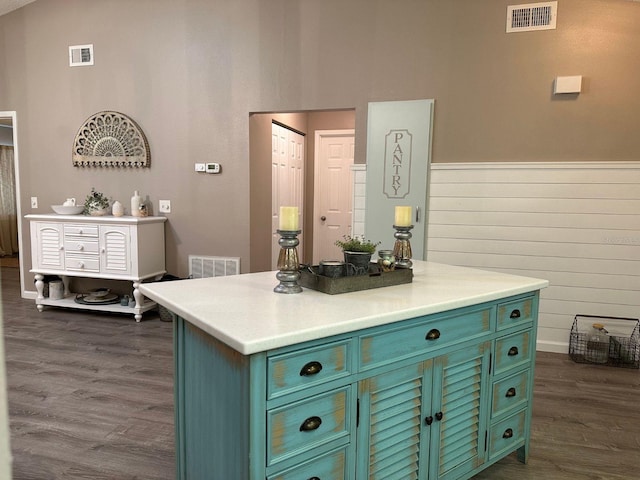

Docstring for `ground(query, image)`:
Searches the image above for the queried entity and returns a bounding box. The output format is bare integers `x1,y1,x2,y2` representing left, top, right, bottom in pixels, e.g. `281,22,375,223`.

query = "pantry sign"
383,129,412,199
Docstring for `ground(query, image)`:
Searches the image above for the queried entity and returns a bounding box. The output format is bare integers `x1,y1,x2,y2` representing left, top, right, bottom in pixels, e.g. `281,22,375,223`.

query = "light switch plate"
159,200,171,213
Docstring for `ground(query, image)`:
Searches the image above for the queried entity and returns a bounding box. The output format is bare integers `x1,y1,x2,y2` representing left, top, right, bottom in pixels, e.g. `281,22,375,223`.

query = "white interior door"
312,130,355,264
272,123,305,269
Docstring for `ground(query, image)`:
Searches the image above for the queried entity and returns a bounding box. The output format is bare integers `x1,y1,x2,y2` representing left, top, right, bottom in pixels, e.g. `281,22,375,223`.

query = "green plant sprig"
334,235,381,254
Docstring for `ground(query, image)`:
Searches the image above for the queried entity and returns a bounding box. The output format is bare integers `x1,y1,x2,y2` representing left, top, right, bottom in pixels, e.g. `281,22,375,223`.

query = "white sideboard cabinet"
27,214,167,321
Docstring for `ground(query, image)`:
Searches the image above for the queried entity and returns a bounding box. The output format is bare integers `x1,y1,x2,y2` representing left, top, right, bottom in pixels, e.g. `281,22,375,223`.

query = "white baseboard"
536,340,568,354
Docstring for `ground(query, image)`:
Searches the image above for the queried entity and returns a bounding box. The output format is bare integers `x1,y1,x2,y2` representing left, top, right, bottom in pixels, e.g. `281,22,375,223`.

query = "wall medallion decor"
72,111,150,167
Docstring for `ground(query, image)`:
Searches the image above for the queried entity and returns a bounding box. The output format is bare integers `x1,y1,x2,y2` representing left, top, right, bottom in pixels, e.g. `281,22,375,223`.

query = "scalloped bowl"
51,205,84,215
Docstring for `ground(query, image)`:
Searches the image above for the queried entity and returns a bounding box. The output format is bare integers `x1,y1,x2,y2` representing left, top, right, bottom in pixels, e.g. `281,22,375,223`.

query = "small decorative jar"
378,249,396,272
112,200,124,217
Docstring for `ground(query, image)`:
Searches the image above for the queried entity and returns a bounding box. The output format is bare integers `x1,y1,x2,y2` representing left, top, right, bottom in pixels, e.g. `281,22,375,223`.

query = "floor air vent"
189,255,240,279
507,2,557,33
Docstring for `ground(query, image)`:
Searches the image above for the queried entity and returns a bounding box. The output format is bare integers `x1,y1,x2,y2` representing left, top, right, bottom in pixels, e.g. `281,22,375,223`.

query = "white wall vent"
507,2,557,33
69,44,94,66
189,255,240,279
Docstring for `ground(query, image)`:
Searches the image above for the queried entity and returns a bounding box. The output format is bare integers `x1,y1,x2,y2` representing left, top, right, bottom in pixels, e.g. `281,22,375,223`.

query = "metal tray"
299,264,413,295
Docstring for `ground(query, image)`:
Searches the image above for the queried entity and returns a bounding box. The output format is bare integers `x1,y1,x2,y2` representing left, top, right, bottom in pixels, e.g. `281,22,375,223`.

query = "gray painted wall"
1,0,639,277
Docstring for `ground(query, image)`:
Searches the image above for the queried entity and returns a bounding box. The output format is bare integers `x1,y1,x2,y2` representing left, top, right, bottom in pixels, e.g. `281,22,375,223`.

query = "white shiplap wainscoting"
427,162,640,353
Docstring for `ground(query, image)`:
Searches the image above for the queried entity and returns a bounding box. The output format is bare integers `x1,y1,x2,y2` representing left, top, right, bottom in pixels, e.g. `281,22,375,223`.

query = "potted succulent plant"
83,187,111,216
335,235,381,275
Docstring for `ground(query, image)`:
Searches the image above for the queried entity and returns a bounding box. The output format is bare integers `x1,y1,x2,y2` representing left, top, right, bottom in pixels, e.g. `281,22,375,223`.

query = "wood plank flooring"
2,265,640,479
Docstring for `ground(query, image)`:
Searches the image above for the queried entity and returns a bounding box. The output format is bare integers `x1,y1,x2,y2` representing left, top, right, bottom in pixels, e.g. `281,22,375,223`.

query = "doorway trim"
0,111,28,298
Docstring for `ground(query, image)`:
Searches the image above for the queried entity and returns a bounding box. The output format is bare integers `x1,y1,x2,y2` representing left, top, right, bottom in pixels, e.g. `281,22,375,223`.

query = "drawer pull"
425,329,441,341
299,361,323,377
308,477,320,480
508,346,519,356
510,309,521,319
425,416,433,426
503,428,514,439
505,387,517,398
299,416,322,432
78,244,84,251
435,411,443,421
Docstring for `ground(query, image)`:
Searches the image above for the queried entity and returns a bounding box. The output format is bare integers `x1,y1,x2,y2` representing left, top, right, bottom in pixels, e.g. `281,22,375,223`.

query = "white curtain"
0,146,18,256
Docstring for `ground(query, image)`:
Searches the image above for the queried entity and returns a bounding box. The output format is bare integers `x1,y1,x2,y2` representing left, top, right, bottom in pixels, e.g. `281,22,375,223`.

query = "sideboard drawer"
64,224,99,237
489,409,526,460
267,339,352,400
359,307,492,370
491,369,530,419
267,386,351,467
268,445,348,480
497,296,534,331
65,255,100,273
64,238,99,254
494,330,532,376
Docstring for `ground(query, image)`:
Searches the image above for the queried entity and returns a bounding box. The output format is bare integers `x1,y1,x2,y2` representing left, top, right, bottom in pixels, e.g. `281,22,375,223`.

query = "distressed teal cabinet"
171,292,539,480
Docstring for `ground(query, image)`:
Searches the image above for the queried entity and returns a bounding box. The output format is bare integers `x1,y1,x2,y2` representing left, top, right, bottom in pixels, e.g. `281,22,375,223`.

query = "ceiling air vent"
69,44,94,67
507,1,557,33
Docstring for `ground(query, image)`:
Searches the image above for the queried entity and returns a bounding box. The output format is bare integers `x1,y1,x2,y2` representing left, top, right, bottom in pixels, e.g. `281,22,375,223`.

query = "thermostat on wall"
206,163,221,174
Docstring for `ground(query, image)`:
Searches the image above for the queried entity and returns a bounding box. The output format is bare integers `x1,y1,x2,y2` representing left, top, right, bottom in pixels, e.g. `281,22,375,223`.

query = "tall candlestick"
394,206,412,227
279,206,299,231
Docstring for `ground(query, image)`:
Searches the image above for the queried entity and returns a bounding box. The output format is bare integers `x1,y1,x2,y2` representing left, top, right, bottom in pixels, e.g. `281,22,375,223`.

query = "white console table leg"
34,273,45,312
133,281,143,322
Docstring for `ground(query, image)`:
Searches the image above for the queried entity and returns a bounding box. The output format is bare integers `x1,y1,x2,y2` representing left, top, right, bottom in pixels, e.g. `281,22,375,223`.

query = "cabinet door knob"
510,309,521,319
505,387,517,398
299,416,322,432
425,416,433,426
435,411,443,421
425,329,441,341
503,428,514,439
300,361,323,377
320,216,326,221
508,346,519,356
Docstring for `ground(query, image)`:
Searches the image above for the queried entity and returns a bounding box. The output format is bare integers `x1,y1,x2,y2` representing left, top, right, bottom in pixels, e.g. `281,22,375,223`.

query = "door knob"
320,216,326,221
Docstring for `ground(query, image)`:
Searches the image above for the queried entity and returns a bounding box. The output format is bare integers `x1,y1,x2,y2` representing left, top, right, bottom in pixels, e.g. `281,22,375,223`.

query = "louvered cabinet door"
99,225,131,276
429,341,491,480
33,223,64,270
357,360,431,480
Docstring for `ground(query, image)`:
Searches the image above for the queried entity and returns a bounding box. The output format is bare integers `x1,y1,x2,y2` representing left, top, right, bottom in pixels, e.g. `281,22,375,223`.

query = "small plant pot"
343,251,372,276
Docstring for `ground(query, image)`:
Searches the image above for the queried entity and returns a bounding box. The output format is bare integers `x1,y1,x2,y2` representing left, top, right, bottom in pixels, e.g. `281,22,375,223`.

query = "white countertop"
139,261,548,355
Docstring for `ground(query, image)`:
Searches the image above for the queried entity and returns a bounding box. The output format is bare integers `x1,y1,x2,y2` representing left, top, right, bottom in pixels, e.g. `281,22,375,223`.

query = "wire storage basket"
569,314,640,368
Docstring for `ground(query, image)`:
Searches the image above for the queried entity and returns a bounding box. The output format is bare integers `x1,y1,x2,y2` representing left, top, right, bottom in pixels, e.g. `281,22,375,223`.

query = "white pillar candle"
279,206,299,231
394,206,412,227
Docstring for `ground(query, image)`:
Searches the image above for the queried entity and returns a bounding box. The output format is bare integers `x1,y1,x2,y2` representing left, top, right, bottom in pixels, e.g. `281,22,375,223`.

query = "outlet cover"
159,200,171,213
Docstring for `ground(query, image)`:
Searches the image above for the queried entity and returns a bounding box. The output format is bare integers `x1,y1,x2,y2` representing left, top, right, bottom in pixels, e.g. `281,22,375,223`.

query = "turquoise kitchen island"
139,261,548,480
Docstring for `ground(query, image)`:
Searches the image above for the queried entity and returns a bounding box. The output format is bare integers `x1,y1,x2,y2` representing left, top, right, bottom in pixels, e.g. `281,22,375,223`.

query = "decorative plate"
72,111,150,167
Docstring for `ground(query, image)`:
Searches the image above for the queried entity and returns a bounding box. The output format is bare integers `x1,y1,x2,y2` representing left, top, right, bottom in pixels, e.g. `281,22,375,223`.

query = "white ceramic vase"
112,200,124,217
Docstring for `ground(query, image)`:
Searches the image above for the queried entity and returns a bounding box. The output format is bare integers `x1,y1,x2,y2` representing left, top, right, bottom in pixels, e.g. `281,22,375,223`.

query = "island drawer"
359,306,492,370
268,445,348,480
267,339,352,400
64,224,99,237
267,386,351,466
491,369,530,419
497,296,535,331
494,330,532,376
489,409,526,460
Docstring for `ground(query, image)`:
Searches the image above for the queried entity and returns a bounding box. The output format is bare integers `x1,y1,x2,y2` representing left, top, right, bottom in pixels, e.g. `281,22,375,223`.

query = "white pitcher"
63,198,76,206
